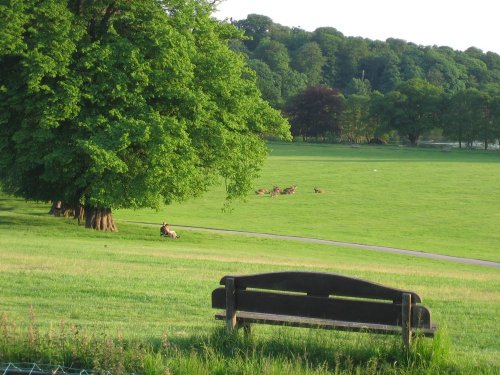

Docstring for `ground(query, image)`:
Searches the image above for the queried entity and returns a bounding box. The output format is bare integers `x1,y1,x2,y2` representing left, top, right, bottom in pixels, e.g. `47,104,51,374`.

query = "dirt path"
128,221,500,269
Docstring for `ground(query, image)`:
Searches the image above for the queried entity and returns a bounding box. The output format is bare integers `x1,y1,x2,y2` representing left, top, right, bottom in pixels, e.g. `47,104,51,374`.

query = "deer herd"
255,186,325,197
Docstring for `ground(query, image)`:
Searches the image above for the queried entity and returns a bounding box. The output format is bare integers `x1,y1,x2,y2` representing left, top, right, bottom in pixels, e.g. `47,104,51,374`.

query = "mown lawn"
0,195,499,373
116,143,500,262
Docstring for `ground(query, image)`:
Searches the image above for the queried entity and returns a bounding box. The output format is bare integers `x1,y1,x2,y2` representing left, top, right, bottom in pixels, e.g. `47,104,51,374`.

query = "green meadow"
119,143,500,262
1,143,499,373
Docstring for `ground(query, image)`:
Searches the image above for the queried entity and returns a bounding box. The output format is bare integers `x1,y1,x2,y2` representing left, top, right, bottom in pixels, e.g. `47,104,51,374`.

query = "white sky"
214,0,500,55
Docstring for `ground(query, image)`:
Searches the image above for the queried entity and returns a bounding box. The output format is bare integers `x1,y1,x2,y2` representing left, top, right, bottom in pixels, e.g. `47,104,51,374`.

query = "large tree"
340,94,376,143
311,27,343,88
0,0,290,231
234,13,273,51
253,38,290,74
442,89,484,148
376,79,443,145
291,42,325,85
285,85,344,141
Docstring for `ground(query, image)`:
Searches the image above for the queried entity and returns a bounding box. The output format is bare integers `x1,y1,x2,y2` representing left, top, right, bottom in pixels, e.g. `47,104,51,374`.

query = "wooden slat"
214,311,436,337
211,288,433,328
219,271,421,303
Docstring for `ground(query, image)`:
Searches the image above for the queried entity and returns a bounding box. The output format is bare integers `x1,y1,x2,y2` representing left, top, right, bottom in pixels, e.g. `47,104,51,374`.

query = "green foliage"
345,77,372,96
443,89,486,148
280,68,308,101
234,13,274,50
360,48,401,92
228,14,500,145
311,27,343,88
221,14,500,150
291,42,326,85
0,0,29,56
422,48,468,93
0,1,290,214
253,38,290,73
339,94,374,143
375,79,444,144
247,59,283,107
285,86,345,141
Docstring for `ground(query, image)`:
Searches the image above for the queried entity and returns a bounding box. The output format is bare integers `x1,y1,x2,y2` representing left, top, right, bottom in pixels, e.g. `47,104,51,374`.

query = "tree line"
231,14,500,147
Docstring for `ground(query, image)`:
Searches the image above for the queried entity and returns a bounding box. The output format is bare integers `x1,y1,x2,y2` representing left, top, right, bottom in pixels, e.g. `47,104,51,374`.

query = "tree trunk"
49,201,63,216
84,206,117,231
49,201,74,217
63,207,75,218
75,206,85,225
408,133,418,146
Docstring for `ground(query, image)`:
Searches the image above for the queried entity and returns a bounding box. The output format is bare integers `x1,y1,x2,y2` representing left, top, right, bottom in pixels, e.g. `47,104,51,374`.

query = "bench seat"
215,310,437,337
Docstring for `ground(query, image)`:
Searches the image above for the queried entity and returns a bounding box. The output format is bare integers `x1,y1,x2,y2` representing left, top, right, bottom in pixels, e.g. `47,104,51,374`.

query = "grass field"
1,143,499,373
116,143,500,262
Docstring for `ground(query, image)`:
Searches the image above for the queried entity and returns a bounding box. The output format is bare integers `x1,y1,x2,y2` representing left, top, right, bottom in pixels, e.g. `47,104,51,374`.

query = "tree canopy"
0,0,290,230
227,14,500,147
285,85,344,141
230,14,500,104
375,79,444,145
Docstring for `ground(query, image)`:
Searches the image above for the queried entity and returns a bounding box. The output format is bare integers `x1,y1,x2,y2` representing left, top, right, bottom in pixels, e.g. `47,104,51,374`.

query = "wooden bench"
211,271,437,348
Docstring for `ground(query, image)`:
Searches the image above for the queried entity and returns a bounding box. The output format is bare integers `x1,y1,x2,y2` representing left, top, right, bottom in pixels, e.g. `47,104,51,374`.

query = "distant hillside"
229,14,500,108
225,14,500,148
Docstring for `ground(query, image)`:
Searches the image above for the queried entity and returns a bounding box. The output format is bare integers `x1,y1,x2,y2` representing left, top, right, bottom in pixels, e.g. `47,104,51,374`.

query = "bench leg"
226,277,237,331
402,293,412,350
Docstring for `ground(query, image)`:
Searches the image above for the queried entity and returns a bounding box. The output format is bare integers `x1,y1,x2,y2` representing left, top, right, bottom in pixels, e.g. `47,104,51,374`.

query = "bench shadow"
155,327,457,373
206,327,396,368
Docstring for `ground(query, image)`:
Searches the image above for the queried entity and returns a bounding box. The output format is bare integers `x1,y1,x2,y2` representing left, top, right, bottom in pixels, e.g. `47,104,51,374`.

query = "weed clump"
0,310,169,374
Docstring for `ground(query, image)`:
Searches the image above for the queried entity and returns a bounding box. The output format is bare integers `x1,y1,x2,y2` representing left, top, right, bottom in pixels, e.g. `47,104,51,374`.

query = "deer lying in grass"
282,185,297,194
255,188,270,195
270,186,282,197
314,187,325,193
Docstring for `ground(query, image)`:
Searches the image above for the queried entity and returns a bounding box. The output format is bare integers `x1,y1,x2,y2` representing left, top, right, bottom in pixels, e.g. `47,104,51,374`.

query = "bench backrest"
211,271,433,328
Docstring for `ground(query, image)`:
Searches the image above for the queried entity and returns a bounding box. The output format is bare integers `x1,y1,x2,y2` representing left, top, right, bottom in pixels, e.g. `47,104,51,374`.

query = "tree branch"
98,1,117,38
75,0,84,16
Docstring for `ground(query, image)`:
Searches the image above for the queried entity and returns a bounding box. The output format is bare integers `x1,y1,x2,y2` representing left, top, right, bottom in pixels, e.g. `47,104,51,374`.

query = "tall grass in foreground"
3,309,491,375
